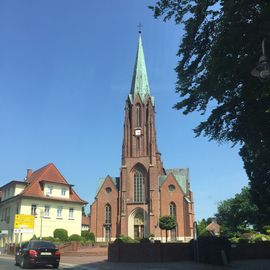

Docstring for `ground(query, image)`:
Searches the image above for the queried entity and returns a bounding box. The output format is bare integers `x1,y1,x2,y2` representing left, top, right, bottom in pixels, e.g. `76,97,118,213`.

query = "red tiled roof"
21,163,87,205
82,215,90,226
206,222,221,234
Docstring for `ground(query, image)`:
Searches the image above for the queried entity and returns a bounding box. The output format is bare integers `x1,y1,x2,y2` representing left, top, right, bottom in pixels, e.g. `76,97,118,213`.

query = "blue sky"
0,0,248,220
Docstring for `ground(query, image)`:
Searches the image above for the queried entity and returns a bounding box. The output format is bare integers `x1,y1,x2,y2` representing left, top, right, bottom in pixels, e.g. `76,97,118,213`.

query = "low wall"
58,241,81,252
109,240,270,263
108,242,193,262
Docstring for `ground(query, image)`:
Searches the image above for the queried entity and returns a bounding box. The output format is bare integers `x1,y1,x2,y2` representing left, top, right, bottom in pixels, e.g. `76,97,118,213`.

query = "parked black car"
15,240,60,268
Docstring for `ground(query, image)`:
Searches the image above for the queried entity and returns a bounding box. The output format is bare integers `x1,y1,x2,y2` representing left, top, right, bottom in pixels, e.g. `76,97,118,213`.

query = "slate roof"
95,176,120,195
159,168,189,194
19,163,86,204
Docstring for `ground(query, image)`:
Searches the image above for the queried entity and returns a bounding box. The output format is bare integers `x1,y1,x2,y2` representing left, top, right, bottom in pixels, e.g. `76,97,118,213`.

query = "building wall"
0,197,82,246
90,177,118,242
20,198,82,239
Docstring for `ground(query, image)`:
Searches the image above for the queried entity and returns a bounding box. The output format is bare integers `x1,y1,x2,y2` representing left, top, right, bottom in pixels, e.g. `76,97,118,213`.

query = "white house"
0,163,87,247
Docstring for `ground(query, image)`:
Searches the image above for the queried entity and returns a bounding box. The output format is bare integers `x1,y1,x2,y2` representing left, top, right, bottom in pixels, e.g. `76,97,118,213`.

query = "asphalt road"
1,256,270,270
0,257,77,270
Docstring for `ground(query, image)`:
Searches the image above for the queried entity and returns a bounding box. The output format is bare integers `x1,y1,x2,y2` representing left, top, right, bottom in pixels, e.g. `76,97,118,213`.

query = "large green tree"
215,187,258,236
150,0,270,227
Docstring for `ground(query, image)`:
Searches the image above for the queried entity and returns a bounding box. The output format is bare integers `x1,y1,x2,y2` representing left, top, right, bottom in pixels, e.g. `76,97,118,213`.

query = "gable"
95,176,119,196
159,168,189,194
21,163,87,204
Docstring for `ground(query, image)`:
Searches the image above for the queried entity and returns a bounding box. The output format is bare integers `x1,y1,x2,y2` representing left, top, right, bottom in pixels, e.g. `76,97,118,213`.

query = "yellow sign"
14,214,35,229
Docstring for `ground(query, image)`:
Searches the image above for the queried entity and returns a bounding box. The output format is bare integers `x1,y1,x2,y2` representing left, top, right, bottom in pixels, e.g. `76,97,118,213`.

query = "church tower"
89,33,194,242
118,34,165,239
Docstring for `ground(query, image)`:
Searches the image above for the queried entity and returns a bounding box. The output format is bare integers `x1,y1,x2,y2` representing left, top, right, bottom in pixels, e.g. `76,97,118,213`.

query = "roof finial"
137,23,143,34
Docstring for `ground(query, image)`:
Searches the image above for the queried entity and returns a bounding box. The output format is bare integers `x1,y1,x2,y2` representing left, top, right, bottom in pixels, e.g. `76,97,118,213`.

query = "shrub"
42,236,56,242
117,235,139,243
262,225,270,235
31,235,38,240
140,238,150,243
250,233,270,243
69,234,82,242
229,237,240,244
81,231,95,242
53,228,68,241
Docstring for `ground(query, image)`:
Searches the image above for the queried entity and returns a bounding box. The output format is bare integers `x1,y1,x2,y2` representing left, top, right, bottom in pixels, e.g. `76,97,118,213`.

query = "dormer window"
47,186,53,195
61,188,67,196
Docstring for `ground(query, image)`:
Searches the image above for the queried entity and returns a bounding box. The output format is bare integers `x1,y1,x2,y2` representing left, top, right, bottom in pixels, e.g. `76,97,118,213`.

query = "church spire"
130,33,151,103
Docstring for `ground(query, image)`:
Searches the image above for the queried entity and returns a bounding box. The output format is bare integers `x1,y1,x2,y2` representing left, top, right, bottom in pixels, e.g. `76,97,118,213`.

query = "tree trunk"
166,230,168,242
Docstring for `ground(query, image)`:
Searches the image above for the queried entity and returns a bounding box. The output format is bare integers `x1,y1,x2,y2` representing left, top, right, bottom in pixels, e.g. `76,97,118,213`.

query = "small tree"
159,216,176,242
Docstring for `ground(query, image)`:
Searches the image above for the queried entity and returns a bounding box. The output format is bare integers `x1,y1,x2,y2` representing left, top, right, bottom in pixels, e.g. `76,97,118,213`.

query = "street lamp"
35,208,44,240
251,39,270,81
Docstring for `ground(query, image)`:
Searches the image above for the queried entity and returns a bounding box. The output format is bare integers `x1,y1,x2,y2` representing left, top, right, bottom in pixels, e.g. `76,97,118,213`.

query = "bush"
42,236,56,242
81,231,95,242
229,237,240,244
69,234,82,242
117,235,139,243
250,233,270,243
262,225,270,235
31,235,38,240
53,228,68,241
140,238,150,243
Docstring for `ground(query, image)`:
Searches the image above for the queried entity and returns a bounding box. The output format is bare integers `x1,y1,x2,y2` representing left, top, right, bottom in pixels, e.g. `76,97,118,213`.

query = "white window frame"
57,206,63,218
69,208,74,219
31,204,37,216
44,205,50,217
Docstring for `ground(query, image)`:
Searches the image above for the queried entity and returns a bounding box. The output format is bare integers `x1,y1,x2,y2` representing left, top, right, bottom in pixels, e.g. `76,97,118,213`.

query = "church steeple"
129,34,151,104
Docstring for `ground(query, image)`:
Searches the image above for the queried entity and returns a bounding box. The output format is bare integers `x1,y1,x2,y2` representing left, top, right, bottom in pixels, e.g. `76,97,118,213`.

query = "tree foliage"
159,215,177,242
215,187,258,236
53,228,68,241
150,0,270,227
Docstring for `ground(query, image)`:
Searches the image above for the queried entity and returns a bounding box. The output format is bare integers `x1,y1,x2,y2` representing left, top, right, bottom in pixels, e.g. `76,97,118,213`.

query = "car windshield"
30,241,56,249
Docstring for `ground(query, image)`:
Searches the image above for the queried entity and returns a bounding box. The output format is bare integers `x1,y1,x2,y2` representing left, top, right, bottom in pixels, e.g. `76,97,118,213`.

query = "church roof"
95,176,119,195
159,168,189,194
129,34,154,104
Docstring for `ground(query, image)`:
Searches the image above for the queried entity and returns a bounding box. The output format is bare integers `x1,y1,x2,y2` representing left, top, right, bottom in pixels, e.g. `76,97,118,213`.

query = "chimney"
26,169,33,179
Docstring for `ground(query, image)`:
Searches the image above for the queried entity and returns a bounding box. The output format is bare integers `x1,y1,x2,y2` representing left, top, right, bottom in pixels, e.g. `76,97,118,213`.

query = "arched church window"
169,202,176,217
134,171,144,202
136,105,141,127
105,204,111,224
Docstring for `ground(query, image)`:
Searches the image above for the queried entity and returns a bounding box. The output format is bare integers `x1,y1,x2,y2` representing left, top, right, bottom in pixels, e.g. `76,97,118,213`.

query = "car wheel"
20,257,27,268
53,263,59,269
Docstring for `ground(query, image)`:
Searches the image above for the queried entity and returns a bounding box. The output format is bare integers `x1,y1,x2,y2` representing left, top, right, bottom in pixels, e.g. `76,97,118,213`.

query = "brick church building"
89,34,194,242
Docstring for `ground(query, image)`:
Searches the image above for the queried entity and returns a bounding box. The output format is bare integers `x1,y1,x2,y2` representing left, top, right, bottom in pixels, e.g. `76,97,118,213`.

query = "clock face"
135,129,141,136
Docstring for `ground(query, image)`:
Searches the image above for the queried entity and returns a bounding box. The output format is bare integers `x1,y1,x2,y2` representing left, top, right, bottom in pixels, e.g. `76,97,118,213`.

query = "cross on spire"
137,23,143,34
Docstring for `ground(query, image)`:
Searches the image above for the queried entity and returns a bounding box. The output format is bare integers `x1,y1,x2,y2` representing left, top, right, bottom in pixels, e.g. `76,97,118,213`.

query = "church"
89,33,194,242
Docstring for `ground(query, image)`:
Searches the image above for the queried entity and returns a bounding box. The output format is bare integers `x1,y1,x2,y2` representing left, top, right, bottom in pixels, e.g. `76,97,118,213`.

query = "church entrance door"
134,212,144,240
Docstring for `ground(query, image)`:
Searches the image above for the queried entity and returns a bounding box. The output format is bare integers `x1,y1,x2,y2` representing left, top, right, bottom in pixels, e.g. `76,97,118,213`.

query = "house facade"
90,34,194,242
0,163,87,247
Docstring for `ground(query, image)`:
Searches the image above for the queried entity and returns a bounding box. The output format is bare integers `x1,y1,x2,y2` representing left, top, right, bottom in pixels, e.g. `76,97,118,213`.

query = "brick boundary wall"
109,241,270,263
108,242,194,262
